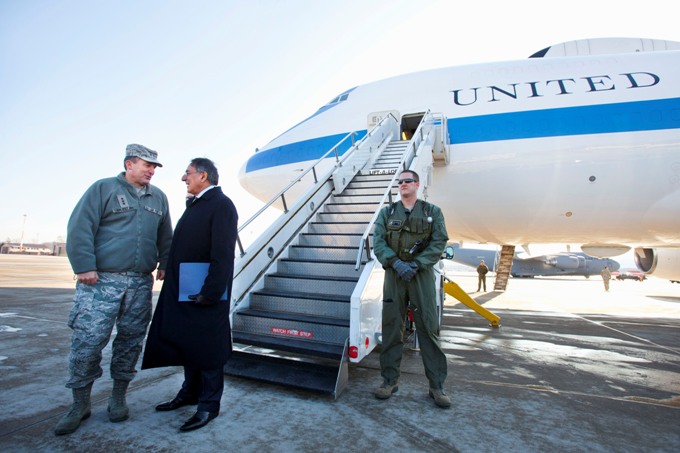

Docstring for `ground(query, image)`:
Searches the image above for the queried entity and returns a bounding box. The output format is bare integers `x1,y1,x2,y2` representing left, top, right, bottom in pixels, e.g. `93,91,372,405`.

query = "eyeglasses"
184,171,201,176
397,178,416,185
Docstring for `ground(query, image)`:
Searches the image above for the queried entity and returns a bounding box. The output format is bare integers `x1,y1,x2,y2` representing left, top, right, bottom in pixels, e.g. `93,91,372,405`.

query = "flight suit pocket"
68,290,95,330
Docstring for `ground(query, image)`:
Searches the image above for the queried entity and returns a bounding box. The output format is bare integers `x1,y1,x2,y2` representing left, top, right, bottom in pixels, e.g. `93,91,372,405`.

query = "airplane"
443,243,620,278
239,37,680,281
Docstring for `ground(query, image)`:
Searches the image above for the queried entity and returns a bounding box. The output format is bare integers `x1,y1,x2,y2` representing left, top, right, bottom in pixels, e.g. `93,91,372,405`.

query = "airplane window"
322,88,355,107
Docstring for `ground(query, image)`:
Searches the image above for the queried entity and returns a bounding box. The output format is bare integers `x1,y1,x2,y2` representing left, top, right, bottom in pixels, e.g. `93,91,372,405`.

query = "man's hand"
156,269,165,281
76,271,98,285
188,294,216,306
392,259,417,282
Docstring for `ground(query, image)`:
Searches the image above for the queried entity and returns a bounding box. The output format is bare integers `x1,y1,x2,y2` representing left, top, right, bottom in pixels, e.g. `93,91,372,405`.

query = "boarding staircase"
225,112,447,398
225,143,407,397
493,245,515,290
225,112,448,398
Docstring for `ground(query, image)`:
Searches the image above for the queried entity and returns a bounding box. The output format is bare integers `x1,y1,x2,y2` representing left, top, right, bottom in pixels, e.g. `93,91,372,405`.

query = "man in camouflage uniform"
372,170,451,408
55,144,172,435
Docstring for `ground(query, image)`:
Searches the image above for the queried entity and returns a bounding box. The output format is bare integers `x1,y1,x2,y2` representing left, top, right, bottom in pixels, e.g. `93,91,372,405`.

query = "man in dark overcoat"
142,157,238,432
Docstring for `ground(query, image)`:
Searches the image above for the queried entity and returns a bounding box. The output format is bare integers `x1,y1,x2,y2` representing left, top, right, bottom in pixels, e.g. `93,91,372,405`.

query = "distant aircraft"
239,37,680,280
444,244,620,278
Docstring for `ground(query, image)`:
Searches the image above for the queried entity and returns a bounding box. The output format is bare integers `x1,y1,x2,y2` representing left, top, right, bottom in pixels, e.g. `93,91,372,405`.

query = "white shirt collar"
194,185,216,199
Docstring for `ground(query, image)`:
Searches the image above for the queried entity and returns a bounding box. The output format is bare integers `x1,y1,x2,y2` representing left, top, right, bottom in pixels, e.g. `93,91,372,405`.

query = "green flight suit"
373,199,449,389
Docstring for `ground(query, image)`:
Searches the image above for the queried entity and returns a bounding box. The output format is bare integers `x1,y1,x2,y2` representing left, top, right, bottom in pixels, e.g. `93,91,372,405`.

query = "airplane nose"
238,159,250,193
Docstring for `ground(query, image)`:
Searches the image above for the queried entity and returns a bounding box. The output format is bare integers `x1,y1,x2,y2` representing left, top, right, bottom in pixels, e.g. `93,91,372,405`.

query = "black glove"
392,259,417,282
188,294,216,306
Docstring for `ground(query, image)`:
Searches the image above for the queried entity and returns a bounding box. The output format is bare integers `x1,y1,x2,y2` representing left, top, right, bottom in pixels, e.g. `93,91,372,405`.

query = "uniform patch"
144,206,163,216
389,220,402,227
117,194,129,209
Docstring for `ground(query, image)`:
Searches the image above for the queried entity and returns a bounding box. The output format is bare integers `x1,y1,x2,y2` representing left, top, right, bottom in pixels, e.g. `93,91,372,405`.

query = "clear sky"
1,0,678,246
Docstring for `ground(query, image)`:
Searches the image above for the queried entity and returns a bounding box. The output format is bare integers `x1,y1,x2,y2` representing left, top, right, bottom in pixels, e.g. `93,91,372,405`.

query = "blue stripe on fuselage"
246,131,368,172
246,98,680,172
451,97,680,144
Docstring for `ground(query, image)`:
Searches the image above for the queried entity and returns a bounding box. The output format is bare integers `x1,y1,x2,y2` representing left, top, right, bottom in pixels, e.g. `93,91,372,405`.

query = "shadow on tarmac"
1,258,679,452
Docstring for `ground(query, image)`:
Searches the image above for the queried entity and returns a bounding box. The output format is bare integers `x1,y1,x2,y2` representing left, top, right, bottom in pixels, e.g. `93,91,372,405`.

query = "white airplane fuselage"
239,39,680,278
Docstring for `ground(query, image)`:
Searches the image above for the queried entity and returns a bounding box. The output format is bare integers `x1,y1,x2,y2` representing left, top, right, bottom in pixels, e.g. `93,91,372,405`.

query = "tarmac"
0,254,679,452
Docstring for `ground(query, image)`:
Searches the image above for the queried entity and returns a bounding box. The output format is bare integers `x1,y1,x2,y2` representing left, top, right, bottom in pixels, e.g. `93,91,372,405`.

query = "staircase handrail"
235,131,357,256
236,112,402,257
354,111,435,270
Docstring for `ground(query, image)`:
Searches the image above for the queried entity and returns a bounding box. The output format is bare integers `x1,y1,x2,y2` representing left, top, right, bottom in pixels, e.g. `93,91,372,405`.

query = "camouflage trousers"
66,272,153,389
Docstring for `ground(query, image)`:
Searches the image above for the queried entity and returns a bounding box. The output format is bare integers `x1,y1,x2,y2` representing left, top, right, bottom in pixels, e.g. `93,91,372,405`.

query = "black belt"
118,271,151,277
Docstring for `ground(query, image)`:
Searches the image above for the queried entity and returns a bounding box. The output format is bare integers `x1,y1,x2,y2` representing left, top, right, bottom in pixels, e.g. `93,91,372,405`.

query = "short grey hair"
190,158,219,185
123,155,139,170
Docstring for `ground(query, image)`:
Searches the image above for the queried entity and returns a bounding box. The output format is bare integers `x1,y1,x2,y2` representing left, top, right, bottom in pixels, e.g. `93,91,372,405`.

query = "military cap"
125,144,163,167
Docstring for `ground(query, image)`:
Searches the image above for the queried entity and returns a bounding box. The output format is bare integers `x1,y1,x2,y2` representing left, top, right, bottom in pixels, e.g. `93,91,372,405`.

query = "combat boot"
374,381,399,399
54,383,92,435
429,388,451,408
108,379,130,422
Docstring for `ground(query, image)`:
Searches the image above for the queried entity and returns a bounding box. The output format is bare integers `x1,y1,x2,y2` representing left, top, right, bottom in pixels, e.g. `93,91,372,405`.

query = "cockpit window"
269,86,358,140
322,88,355,107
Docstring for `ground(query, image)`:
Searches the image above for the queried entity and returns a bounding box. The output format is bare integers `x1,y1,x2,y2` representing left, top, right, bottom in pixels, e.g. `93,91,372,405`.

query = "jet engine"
545,255,583,269
634,248,680,280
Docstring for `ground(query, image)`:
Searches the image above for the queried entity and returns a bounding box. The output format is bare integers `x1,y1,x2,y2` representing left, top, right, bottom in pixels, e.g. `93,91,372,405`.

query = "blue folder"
178,262,229,302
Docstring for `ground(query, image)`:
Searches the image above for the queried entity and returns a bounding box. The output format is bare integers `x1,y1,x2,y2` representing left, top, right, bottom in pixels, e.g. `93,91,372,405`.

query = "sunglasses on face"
397,178,416,185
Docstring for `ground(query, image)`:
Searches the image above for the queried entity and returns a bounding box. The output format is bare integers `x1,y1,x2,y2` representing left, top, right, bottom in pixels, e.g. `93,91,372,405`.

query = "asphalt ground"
0,254,678,452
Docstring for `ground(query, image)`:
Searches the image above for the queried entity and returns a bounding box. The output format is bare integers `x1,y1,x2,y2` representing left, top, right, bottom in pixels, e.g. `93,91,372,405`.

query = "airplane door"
400,112,426,140
368,110,400,131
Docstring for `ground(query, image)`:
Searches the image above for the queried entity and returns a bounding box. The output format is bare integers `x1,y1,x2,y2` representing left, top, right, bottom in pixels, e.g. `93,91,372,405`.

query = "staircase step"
375,156,402,162
263,272,357,295
330,193,395,204
316,211,374,223
224,351,342,394
345,180,392,189
351,174,394,183
308,222,372,234
323,203,380,213
296,232,365,248
232,310,349,345
372,163,401,169
249,288,350,318
230,332,344,360
278,259,364,276
238,309,350,327
252,287,350,302
287,245,362,262
339,188,394,196
344,181,395,190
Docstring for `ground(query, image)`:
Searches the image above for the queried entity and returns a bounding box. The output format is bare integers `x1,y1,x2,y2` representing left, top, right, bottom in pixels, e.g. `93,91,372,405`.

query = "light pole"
19,214,27,253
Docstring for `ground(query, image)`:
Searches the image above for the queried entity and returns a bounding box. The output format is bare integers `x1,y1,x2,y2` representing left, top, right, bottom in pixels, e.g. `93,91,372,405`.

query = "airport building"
0,241,66,256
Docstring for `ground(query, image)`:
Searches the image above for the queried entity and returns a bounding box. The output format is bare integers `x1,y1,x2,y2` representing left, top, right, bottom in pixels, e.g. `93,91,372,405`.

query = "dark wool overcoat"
142,187,238,370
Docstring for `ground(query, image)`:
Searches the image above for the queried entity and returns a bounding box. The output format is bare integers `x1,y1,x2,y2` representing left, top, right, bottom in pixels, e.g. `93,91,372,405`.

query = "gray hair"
191,158,219,185
123,155,139,170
